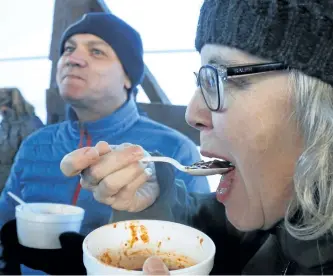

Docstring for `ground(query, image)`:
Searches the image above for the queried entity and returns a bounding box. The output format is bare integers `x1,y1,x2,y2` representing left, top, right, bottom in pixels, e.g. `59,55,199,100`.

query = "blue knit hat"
59,12,144,91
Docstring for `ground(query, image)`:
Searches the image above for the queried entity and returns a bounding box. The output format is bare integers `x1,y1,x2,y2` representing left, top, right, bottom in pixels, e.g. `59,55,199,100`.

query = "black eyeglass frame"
195,62,289,112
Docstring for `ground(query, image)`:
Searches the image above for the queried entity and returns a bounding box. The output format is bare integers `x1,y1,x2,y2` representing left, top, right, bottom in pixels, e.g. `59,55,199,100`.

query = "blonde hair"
285,70,333,240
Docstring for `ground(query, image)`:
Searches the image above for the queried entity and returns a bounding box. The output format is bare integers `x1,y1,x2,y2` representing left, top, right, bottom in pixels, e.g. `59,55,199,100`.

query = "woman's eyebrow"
207,54,268,67
207,55,241,66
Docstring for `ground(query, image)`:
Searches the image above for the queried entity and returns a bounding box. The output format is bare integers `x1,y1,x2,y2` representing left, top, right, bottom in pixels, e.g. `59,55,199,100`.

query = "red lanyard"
72,128,92,205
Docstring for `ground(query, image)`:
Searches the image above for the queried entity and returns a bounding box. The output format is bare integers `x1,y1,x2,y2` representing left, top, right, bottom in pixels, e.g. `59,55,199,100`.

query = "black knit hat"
195,0,333,86
60,12,144,91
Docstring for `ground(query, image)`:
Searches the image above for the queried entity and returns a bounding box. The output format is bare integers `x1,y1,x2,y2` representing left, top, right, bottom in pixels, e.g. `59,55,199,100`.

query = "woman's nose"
185,88,213,131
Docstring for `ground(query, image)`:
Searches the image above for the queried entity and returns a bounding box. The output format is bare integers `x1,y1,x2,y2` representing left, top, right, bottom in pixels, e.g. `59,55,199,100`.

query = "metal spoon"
140,156,234,176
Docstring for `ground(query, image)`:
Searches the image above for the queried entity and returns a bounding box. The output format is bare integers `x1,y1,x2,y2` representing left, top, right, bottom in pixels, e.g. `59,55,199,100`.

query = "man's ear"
124,76,132,90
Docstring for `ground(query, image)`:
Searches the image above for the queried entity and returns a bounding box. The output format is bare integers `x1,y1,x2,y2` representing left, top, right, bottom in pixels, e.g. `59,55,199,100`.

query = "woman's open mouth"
197,156,236,203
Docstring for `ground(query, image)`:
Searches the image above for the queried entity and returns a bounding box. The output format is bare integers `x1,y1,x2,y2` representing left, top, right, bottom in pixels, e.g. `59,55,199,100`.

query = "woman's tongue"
216,169,235,203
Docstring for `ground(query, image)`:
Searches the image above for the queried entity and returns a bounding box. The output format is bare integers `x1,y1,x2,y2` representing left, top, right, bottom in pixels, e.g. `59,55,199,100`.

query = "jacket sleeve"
172,139,210,193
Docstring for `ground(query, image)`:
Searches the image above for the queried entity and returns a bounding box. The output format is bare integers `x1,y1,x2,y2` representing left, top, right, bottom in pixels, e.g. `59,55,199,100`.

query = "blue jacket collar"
67,96,140,137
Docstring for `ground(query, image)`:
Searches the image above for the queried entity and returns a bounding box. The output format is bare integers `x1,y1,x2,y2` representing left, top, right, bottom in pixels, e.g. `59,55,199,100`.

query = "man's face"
56,34,131,109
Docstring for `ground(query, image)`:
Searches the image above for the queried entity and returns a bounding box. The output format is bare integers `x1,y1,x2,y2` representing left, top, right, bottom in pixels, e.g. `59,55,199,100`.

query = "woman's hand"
60,141,159,212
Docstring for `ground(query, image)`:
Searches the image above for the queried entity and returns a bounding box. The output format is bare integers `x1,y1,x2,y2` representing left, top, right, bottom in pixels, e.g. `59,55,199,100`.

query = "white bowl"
16,203,85,249
83,220,215,275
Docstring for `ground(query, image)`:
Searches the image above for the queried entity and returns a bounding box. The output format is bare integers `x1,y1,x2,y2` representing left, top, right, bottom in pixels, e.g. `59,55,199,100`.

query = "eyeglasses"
194,62,289,112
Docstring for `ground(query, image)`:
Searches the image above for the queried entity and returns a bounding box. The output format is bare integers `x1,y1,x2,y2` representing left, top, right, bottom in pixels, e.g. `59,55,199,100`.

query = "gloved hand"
0,219,86,275
60,141,160,212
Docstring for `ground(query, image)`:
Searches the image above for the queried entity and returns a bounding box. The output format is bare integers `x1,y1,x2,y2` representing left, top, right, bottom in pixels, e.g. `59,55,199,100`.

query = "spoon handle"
8,191,27,206
140,156,186,172
141,156,233,176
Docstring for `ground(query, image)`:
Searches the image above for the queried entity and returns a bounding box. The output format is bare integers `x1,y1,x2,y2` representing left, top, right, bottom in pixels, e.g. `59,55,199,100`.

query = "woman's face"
186,45,303,231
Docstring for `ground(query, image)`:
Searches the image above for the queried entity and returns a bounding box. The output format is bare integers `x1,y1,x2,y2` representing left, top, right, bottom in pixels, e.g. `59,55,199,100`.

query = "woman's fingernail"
84,148,99,158
114,143,133,151
132,146,144,156
122,143,133,148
